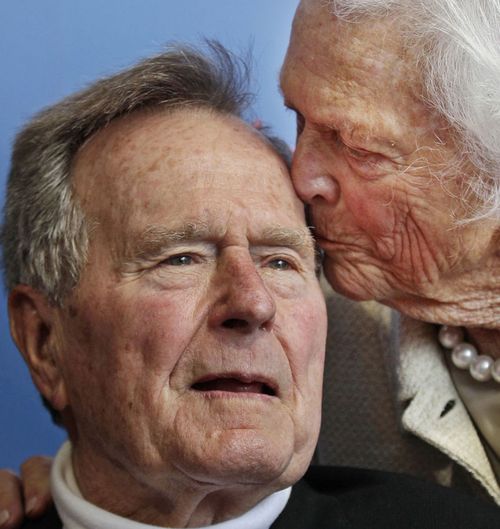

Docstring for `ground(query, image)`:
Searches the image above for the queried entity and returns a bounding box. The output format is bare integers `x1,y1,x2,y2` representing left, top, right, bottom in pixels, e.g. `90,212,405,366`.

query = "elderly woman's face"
281,0,494,315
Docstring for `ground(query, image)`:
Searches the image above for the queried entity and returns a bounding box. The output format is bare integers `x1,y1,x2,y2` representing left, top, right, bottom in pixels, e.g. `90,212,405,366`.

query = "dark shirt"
23,465,500,529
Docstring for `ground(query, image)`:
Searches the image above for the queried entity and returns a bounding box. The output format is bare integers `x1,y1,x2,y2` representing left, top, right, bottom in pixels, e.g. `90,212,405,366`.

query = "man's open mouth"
191,376,276,396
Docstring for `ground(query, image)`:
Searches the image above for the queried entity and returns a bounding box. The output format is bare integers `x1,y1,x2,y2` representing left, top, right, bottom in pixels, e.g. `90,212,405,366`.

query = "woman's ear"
8,285,68,411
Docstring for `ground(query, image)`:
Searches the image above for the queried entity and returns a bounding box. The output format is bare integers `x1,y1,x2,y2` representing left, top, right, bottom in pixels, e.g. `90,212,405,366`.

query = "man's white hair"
1,43,291,308
329,0,500,222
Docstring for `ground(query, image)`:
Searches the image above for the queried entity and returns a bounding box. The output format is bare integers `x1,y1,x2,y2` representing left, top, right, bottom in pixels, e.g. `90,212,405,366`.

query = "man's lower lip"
191,390,277,400
191,378,276,396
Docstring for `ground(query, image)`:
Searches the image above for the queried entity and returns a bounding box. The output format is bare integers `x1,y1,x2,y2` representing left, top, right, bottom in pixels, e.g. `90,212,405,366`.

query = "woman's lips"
314,235,336,249
314,235,350,253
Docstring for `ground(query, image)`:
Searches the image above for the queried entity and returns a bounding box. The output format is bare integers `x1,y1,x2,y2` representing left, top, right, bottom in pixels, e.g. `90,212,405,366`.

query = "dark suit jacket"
23,465,500,528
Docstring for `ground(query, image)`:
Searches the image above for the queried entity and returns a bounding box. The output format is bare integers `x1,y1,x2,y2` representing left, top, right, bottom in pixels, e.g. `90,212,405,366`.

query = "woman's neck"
466,328,500,360
385,254,500,331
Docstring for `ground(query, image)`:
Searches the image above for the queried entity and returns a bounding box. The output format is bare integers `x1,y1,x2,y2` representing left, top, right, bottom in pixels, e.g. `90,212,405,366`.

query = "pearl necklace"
438,326,500,384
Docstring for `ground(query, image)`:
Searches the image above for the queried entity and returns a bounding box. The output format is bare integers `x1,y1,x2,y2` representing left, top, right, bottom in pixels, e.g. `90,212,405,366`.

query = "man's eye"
267,258,293,271
164,254,194,266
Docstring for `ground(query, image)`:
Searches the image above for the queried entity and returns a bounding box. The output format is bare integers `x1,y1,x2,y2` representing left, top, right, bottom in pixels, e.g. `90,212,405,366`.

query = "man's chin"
177,434,296,488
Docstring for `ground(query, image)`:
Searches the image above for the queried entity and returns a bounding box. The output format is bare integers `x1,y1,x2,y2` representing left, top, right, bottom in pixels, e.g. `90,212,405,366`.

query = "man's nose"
209,255,276,334
292,129,340,206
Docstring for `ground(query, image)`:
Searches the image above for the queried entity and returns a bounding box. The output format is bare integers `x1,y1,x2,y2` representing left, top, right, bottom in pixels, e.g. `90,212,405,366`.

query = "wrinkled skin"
8,108,326,527
0,457,52,528
4,1,500,523
281,0,500,328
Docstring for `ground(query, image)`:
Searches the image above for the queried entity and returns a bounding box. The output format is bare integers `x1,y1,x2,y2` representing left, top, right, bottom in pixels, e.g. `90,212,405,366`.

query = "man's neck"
62,442,289,528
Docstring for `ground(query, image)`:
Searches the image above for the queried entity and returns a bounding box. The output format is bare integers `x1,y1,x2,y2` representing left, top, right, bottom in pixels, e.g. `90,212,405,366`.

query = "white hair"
328,0,500,222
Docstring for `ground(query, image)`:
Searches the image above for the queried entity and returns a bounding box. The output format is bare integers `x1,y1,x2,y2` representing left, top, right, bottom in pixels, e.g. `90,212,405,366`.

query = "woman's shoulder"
275,465,500,529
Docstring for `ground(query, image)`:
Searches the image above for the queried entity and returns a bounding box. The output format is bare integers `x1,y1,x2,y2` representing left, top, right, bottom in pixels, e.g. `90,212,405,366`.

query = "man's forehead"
72,107,284,203
73,109,203,182
69,108,304,259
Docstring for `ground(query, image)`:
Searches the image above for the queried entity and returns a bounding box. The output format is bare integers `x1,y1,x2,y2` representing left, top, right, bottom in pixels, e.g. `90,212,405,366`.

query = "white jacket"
317,281,500,504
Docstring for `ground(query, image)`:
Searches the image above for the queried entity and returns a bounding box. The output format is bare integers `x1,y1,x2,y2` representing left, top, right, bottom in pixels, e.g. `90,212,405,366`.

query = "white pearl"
470,355,493,382
440,325,499,384
451,342,478,369
492,359,500,383
438,325,465,349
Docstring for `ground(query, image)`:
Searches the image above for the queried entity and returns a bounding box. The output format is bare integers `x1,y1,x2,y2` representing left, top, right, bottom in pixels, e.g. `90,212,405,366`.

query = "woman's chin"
323,265,376,302
322,258,393,302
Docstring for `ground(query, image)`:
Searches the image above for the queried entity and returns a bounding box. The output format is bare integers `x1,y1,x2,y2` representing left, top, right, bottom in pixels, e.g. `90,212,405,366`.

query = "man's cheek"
120,294,196,370
287,299,326,368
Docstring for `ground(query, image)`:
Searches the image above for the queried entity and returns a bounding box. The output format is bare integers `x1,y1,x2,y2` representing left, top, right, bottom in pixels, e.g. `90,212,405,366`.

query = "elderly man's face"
281,0,494,316
50,109,326,504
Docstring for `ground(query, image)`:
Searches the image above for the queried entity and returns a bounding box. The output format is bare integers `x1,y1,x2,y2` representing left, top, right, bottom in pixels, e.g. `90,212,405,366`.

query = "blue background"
0,0,299,470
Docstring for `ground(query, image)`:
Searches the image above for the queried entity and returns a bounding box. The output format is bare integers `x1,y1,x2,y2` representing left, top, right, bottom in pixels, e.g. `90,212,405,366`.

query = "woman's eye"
295,112,305,136
267,258,293,271
342,143,391,179
346,145,374,161
164,254,194,266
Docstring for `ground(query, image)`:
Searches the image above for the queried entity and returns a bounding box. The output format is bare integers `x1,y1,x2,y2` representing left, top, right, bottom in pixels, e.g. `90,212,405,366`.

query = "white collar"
51,442,291,529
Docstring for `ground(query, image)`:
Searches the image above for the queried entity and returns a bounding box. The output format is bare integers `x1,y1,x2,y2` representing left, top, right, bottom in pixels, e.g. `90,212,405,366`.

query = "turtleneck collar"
51,441,291,529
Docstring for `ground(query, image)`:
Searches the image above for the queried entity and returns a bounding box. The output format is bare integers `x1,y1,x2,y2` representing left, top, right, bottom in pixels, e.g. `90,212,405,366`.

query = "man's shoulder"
272,465,500,529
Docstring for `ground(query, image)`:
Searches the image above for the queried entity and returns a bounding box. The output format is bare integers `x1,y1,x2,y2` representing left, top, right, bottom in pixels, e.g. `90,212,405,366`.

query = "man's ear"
8,285,68,411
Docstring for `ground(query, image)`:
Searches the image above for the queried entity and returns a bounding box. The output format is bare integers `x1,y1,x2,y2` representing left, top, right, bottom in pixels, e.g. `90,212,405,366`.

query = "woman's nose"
291,130,340,206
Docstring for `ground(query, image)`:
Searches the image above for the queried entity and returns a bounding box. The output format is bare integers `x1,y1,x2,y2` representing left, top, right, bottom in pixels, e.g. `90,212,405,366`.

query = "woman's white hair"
329,0,500,222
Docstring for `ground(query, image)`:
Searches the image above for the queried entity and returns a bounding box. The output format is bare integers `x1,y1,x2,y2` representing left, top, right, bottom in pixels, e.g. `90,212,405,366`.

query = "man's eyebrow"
258,227,315,253
120,223,316,271
124,222,213,262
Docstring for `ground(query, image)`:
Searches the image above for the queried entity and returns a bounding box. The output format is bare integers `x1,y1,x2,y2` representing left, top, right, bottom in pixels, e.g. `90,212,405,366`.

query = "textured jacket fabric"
272,466,500,528
22,466,500,529
317,280,500,504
